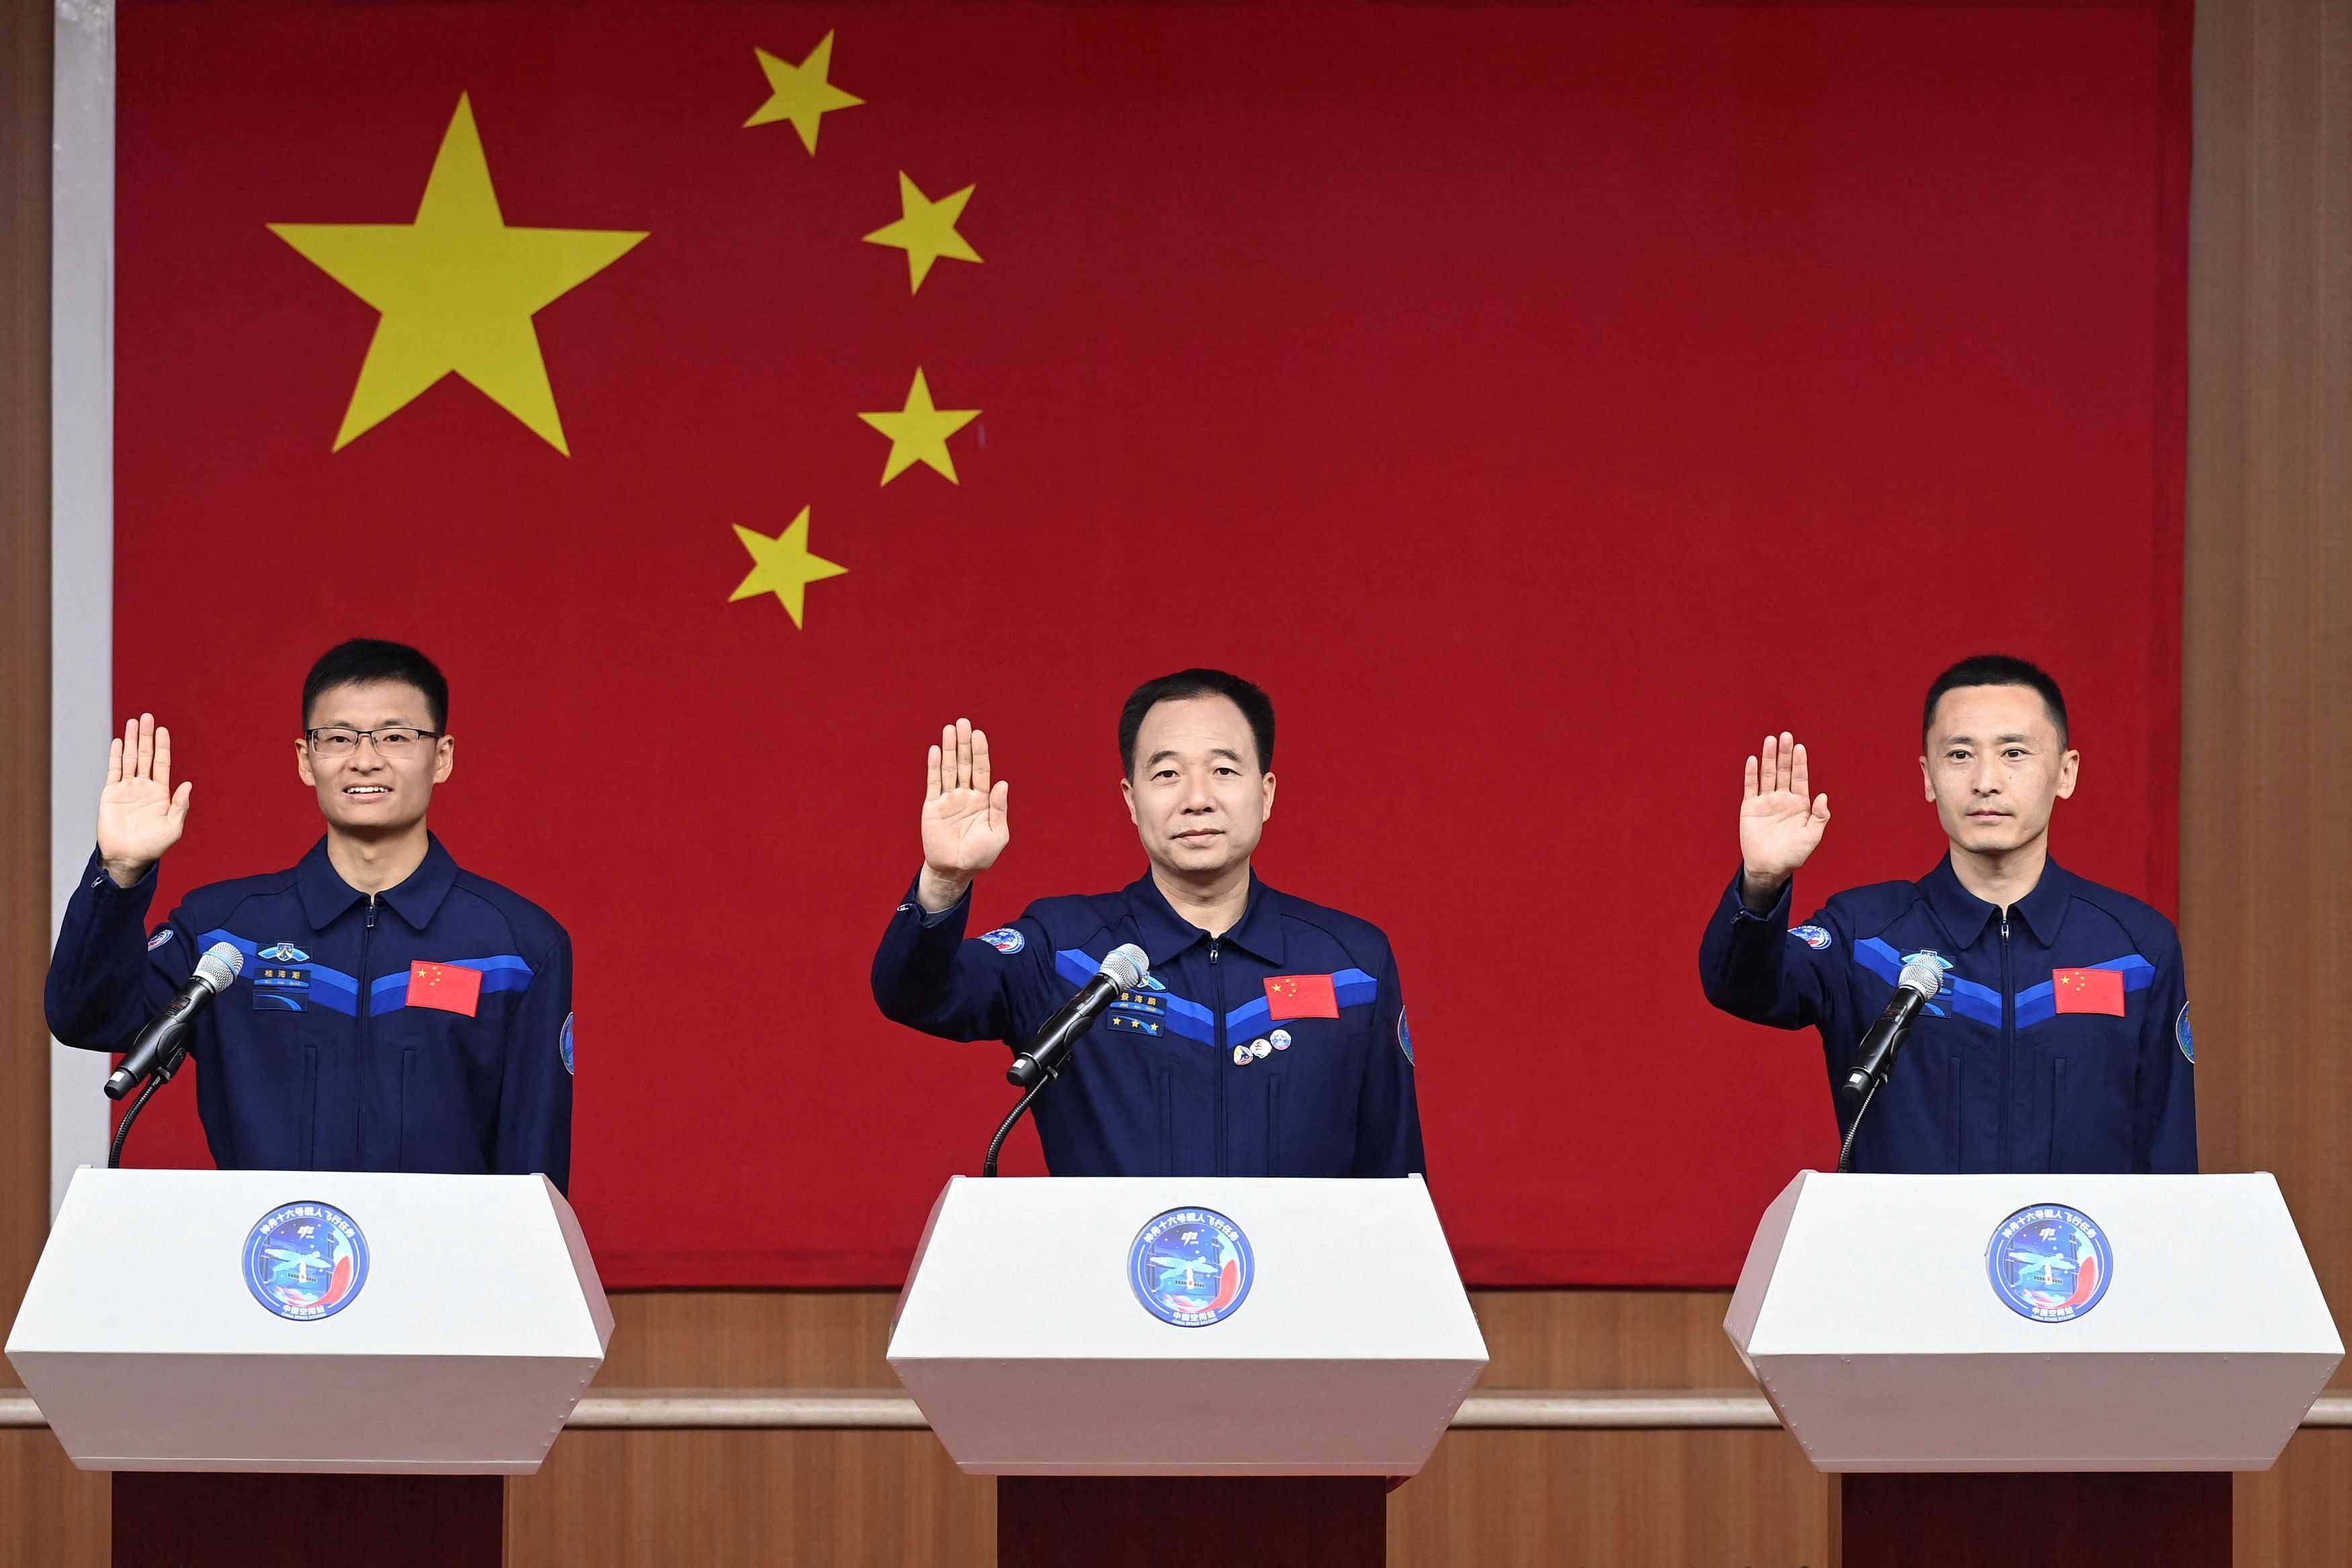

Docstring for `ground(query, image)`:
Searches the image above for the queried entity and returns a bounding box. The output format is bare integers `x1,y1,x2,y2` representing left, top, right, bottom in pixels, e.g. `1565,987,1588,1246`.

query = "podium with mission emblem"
889,1174,1488,1567
1725,1170,2343,1568
5,1167,612,1568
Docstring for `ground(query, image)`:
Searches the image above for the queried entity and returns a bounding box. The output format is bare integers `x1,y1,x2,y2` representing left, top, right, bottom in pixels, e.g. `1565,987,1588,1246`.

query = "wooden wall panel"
505,1290,1828,1568
1,0,52,1339
508,1431,993,1568
2185,0,2352,1561
0,0,106,1565
2187,0,2352,1350
1392,1432,1826,1568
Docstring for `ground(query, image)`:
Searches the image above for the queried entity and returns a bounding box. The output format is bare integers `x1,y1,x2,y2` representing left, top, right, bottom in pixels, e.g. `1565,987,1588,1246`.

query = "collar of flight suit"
1917,851,2073,951
295,832,460,932
1125,869,1286,970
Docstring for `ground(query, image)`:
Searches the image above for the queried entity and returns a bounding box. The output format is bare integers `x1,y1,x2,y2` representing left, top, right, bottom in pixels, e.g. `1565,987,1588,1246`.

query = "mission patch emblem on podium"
243,1201,371,1321
1988,1203,2113,1323
1129,1207,1254,1327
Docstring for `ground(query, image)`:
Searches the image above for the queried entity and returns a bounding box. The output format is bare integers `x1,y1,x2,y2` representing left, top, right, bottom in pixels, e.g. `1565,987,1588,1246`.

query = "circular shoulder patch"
2176,1001,2193,1063
146,927,175,952
1987,1204,2112,1323
1398,1007,1414,1063
1789,924,1833,951
244,1201,370,1321
561,1012,575,1076
1130,1207,1254,1327
979,927,1025,955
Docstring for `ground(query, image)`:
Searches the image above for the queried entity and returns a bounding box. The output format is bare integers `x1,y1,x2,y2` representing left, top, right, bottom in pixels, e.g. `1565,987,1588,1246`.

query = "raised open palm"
922,719,1009,877
1740,732,1829,890
98,713,192,883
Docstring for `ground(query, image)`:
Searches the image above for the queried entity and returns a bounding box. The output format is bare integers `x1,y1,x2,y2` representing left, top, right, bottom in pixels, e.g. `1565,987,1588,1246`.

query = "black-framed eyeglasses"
304,726,442,758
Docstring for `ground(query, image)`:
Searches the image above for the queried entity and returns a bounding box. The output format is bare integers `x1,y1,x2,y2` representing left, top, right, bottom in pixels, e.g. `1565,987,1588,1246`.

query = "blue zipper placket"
1997,908,2014,1171
359,893,378,1164
1208,937,1226,1176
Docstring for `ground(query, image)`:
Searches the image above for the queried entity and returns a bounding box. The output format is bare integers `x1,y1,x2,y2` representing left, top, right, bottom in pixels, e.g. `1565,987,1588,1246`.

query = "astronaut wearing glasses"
46,638,576,1188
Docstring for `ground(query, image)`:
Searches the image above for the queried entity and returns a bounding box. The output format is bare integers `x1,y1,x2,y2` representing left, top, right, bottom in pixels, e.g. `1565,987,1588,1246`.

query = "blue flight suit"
872,873,1425,1177
48,834,575,1191
1698,856,2195,1174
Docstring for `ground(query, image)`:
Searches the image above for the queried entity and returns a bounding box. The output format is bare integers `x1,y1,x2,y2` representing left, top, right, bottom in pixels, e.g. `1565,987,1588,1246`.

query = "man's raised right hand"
917,718,1009,912
97,713,192,888
1739,731,1829,911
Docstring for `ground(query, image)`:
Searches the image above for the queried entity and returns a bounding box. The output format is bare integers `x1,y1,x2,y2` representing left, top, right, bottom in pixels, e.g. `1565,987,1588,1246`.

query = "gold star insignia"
745,32,864,154
858,369,980,484
269,95,646,454
729,507,848,629
862,173,982,293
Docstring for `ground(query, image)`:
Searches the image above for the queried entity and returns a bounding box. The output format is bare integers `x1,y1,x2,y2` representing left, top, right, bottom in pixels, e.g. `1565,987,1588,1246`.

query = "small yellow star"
863,173,982,293
858,369,980,484
745,32,864,154
729,507,848,628
269,95,646,453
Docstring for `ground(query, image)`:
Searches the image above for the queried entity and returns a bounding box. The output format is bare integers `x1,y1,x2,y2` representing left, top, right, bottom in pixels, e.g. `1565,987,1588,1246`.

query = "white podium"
1724,1171,2343,1567
889,1176,1487,1566
6,1168,612,1568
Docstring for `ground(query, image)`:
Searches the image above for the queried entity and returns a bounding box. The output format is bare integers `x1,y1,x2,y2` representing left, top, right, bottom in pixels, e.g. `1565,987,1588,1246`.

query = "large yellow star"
729,508,848,629
745,32,864,153
863,173,982,293
858,369,980,485
269,95,646,454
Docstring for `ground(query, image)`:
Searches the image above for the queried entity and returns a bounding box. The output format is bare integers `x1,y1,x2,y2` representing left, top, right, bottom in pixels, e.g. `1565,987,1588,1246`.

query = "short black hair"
1923,654,2067,748
303,639,449,732
1119,669,1275,777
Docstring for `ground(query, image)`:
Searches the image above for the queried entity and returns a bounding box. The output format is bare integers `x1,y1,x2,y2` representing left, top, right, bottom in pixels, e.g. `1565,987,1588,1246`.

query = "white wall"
50,0,116,1212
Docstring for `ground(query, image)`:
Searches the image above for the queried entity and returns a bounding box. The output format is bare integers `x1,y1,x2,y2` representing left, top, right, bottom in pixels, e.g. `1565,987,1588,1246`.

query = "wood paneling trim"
2183,0,2352,1560
0,0,106,1564
2,0,53,1342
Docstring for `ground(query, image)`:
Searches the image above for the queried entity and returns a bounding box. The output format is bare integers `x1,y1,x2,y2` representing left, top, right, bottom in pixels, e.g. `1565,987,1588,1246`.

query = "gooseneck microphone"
1007,944,1150,1090
986,943,1151,1176
1835,957,1944,1175
1842,959,1945,1100
106,942,243,1101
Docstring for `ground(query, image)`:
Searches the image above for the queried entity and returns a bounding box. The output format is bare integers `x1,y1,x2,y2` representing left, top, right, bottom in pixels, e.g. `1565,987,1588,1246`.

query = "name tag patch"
253,965,310,1012
407,961,482,1016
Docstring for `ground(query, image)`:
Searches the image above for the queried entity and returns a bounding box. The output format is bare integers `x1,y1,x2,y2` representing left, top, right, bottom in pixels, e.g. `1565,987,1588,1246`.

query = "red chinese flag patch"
2052,967,2126,1016
1264,973,1339,1020
407,961,482,1017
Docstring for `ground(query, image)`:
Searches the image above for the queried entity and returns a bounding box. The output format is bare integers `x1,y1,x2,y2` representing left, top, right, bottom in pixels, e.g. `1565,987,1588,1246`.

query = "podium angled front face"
1726,1171,2343,1568
6,1168,612,1568
890,1176,1488,1566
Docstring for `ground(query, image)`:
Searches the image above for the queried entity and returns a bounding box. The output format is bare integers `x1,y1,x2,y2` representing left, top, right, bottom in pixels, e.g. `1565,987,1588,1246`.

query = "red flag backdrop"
111,0,2187,1286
